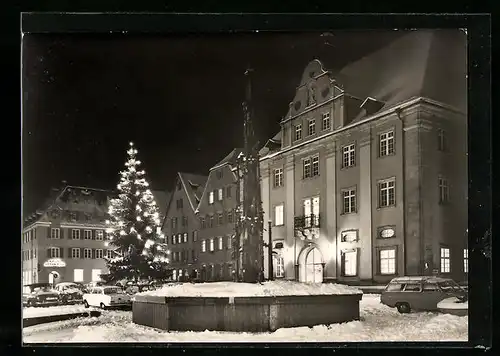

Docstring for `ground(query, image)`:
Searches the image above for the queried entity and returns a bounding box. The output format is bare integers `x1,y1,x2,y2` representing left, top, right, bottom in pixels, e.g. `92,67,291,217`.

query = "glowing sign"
43,258,66,268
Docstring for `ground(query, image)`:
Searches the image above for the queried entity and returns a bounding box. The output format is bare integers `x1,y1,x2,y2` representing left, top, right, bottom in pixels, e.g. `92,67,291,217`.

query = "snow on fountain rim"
437,297,468,310
138,281,362,298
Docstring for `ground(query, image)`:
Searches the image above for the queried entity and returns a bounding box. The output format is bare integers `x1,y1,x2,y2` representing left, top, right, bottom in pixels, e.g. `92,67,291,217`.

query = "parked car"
82,285,132,309
85,281,105,290
54,282,84,305
380,276,468,314
23,283,60,307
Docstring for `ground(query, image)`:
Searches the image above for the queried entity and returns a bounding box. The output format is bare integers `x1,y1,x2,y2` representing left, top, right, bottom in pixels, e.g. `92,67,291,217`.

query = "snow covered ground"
138,281,362,298
23,304,89,319
23,294,468,343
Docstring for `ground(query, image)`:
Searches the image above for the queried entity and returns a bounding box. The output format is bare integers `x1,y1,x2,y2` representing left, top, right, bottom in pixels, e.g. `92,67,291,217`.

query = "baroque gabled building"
259,30,467,284
22,184,115,286
162,172,207,281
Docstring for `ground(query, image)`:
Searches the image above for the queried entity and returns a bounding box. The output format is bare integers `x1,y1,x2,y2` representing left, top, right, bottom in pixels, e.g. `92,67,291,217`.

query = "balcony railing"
294,214,321,229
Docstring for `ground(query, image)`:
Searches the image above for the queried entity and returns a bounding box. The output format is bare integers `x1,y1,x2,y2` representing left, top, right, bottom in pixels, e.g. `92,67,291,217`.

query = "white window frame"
227,210,233,223
438,129,446,151
227,235,232,250
341,230,358,243
218,188,223,201
201,240,206,253
380,248,396,275
343,250,357,277
379,130,395,157
308,119,316,136
303,157,311,178
379,178,396,207
183,233,188,243
51,228,60,239
95,249,103,259
322,112,331,131
84,248,92,259
440,247,451,273
73,269,84,283
295,124,302,141
274,168,283,188
463,248,468,273
276,256,285,278
342,143,356,168
438,176,449,204
209,191,214,204
72,229,80,240
50,247,60,258
311,155,319,177
84,229,92,240
71,248,81,259
106,249,114,259
342,188,357,214
209,238,215,252
95,230,104,240
217,212,224,225
274,204,284,226
218,236,223,250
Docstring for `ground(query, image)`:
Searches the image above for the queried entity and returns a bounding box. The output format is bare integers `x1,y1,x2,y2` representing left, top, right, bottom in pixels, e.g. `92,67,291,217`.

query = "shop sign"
43,258,66,268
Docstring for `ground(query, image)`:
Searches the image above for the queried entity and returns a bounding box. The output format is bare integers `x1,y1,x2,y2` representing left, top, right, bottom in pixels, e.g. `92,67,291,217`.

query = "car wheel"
27,300,33,308
396,302,411,314
100,302,107,310
83,300,89,308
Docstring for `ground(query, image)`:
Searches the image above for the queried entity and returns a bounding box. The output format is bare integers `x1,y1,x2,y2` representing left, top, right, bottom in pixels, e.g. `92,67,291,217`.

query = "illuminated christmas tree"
104,142,170,283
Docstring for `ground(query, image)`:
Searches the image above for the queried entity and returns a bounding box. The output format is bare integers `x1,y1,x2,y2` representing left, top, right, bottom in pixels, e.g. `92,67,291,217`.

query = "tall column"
325,143,337,279
260,164,270,279
284,154,295,280
359,134,373,280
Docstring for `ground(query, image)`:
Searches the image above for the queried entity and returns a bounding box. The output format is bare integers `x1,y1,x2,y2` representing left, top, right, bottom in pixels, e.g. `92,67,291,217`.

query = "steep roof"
152,189,171,219
259,131,282,156
210,148,244,171
177,172,208,212
334,29,466,116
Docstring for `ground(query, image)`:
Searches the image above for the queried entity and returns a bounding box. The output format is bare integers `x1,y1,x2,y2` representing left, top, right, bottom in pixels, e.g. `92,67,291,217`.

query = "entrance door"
305,248,323,283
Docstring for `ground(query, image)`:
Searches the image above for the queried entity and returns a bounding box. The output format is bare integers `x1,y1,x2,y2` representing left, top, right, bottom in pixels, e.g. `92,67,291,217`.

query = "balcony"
294,214,320,240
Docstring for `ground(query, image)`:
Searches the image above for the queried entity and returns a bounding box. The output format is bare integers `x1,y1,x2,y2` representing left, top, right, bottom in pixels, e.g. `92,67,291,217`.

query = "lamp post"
268,220,273,281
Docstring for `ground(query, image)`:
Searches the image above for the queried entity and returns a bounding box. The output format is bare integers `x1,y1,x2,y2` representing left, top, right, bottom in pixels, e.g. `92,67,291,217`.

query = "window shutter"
92,249,96,259
340,251,345,276
80,248,84,259
80,229,84,240
47,227,51,238
92,230,96,240
68,248,72,259
103,230,107,240
47,248,51,258
60,248,64,258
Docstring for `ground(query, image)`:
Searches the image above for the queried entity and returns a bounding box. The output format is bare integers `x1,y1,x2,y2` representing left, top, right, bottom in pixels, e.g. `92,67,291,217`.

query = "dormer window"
294,124,302,141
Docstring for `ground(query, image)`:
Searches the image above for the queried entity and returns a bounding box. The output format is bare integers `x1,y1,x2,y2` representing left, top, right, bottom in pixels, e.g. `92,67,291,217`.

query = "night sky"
22,31,405,216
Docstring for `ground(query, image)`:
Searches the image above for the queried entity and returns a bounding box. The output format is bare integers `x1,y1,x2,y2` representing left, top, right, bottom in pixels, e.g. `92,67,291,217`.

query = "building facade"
22,185,115,286
259,30,467,284
162,172,206,281
196,149,242,281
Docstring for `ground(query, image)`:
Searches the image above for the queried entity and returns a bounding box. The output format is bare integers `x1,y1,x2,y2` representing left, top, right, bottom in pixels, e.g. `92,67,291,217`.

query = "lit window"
84,230,92,240
438,129,447,151
95,249,103,259
209,191,214,204
276,257,285,278
51,228,60,239
73,269,84,282
218,236,223,250
343,250,357,276
341,230,358,242
322,112,331,131
192,230,198,242
440,247,451,273
201,240,206,252
379,131,395,157
275,204,284,226
294,124,302,141
342,144,356,168
209,215,214,228
274,168,283,188
96,230,104,240
50,247,60,258
439,177,449,204
227,235,232,250
183,233,188,243
172,235,176,245
342,188,356,214
218,188,223,201
464,248,468,273
91,269,102,282
308,119,316,136
218,213,224,225
209,238,215,252
380,249,396,275
379,179,396,207
71,248,81,259
84,248,92,259
303,197,320,227
177,234,182,244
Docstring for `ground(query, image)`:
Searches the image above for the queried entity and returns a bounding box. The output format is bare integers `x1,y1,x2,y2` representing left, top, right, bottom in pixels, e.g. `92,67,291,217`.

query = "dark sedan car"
54,282,84,305
23,283,60,307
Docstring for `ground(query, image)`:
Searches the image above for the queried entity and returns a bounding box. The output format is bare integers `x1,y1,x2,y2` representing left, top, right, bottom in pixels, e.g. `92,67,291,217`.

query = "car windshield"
438,280,462,291
104,287,123,295
33,286,52,292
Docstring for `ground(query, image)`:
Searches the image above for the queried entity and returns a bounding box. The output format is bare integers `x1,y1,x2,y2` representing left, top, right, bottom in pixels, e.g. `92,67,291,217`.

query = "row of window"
201,236,232,253
22,249,37,261
49,228,105,240
208,186,233,204
170,231,198,245
293,112,332,142
48,246,114,259
50,210,99,222
171,249,196,263
170,216,189,229
22,229,36,243
273,176,449,224
200,210,234,229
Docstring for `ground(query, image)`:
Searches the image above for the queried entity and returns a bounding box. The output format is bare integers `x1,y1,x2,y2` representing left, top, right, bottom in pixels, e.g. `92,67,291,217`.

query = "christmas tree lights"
104,142,170,283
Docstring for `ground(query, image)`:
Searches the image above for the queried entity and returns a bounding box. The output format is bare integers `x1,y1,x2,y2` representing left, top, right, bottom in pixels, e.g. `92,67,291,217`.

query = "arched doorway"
298,246,324,283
